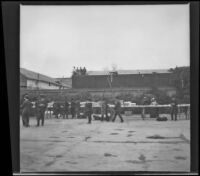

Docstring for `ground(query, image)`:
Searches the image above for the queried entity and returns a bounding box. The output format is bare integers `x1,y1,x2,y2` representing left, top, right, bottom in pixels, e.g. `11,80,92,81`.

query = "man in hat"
101,98,109,122
112,97,124,123
35,94,47,126
141,96,149,120
53,101,60,118
20,94,32,127
83,67,87,75
150,97,159,118
75,100,81,119
72,66,76,76
170,97,178,121
85,98,93,124
70,98,76,118
64,97,69,119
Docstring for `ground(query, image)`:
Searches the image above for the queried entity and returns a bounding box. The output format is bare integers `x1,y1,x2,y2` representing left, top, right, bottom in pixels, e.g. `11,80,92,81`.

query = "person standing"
141,96,149,120
76,100,81,119
112,98,124,123
53,101,60,119
100,99,105,122
64,98,69,119
105,100,109,121
35,94,47,126
70,98,76,119
76,67,80,75
83,67,87,75
101,99,109,122
171,97,178,121
72,66,76,76
20,95,32,127
60,102,65,119
85,98,93,124
80,67,83,75
150,97,159,118
183,106,189,120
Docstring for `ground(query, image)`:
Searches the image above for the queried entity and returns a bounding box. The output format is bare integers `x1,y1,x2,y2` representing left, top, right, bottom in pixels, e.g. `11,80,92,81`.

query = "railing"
32,103,190,119
90,104,190,118
91,104,190,108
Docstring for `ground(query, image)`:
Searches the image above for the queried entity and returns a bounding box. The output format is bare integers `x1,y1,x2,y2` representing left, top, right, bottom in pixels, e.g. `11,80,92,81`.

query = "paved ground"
20,114,190,172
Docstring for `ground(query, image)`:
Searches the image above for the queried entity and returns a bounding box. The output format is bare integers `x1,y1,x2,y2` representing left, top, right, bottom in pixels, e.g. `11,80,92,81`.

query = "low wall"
20,87,176,102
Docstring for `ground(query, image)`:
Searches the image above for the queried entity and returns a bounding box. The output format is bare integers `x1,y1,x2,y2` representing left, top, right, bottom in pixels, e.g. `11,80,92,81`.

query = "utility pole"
37,73,40,97
181,79,184,88
107,71,118,98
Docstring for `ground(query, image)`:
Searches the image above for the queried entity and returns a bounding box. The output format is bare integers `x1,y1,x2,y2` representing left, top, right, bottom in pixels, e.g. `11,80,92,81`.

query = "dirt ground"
20,114,190,172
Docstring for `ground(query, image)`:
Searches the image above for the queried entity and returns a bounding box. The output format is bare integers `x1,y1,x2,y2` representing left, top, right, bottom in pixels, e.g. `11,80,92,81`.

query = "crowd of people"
72,66,87,76
20,93,187,127
20,94,124,127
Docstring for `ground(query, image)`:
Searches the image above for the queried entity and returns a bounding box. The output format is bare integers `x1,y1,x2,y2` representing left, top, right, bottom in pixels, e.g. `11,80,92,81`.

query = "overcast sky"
20,4,190,78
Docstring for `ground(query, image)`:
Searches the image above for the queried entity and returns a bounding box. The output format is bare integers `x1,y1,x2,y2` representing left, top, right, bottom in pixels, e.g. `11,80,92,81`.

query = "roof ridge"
21,67,55,79
20,68,60,85
88,68,169,72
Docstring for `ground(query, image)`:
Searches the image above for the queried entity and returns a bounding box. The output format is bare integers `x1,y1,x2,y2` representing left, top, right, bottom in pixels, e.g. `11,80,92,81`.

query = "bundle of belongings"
156,116,168,121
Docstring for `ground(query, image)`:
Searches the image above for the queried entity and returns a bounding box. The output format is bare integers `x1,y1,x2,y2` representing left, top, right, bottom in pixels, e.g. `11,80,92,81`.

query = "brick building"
72,69,176,97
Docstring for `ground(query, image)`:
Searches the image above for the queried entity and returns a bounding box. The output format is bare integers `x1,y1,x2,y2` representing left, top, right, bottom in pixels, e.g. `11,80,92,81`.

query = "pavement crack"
146,135,180,139
90,140,187,144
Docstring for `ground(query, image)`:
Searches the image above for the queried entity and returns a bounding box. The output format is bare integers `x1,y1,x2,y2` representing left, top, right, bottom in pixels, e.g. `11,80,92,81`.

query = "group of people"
141,96,159,120
53,98,81,119
84,97,124,124
20,94,124,127
52,97,124,124
141,96,179,121
72,66,87,76
20,93,184,127
20,94,47,127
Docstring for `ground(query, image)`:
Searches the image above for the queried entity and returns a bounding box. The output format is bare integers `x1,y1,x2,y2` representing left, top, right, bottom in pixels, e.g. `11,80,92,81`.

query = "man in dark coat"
76,100,81,119
112,98,124,123
141,96,149,120
150,97,159,118
64,98,69,119
35,94,47,126
83,67,87,75
53,101,60,118
101,99,109,122
85,98,93,124
70,98,76,118
20,95,32,127
171,97,178,121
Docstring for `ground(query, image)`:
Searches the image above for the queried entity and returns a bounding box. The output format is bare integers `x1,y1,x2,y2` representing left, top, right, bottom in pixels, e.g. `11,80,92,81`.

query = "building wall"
20,87,176,102
55,78,72,88
20,74,27,88
26,79,60,90
72,73,174,89
158,87,177,97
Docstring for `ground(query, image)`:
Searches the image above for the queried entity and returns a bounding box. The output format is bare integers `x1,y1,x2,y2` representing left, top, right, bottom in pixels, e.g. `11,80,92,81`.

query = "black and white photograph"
20,4,191,172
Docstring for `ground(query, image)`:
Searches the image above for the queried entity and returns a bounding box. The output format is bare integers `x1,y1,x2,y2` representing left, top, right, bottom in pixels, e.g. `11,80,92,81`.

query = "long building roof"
87,69,171,76
20,68,61,86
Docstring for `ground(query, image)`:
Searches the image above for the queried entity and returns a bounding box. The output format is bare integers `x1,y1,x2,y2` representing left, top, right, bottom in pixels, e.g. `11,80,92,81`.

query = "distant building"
20,68,67,90
55,77,72,89
72,69,177,97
